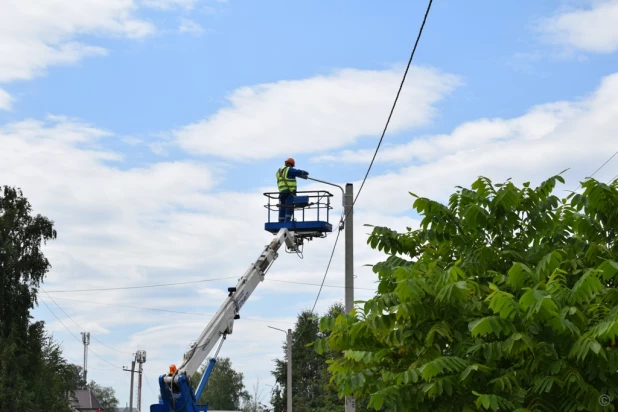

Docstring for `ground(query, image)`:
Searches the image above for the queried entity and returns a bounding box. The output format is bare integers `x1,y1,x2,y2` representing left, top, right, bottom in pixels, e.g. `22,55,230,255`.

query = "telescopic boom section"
173,228,297,377
154,190,333,411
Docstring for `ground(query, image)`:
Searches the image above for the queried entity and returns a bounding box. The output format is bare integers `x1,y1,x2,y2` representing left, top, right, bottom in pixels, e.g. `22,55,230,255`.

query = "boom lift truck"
151,190,335,412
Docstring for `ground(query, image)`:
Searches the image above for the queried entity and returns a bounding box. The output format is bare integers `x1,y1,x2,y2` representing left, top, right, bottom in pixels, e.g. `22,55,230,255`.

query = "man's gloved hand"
300,172,309,179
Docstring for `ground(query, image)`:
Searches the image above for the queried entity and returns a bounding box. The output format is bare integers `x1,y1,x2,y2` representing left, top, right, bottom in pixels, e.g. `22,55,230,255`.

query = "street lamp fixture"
268,326,292,412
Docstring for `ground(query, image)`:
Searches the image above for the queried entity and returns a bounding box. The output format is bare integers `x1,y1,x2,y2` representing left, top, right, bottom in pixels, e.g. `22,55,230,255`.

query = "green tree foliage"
88,380,119,411
190,357,249,409
0,328,82,411
0,185,56,334
67,364,88,389
0,186,78,411
315,175,618,411
270,309,330,412
271,304,375,412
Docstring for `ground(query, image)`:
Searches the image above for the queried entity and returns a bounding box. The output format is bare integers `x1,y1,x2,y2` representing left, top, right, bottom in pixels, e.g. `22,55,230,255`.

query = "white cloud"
0,0,155,84
197,287,228,303
142,0,200,10
539,0,618,53
0,88,13,110
4,112,404,405
312,101,581,164
0,115,221,275
8,70,618,408
173,66,461,159
179,18,206,36
326,72,618,216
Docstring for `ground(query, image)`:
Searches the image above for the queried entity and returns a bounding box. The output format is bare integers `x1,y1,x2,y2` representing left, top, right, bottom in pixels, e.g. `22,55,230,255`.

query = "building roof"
70,389,103,411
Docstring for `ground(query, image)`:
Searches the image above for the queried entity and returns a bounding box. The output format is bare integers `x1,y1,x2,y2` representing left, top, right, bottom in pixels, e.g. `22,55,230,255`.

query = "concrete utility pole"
124,350,147,412
286,329,292,412
344,183,356,412
123,360,136,412
136,350,147,412
269,326,292,411
81,332,90,384
130,360,136,411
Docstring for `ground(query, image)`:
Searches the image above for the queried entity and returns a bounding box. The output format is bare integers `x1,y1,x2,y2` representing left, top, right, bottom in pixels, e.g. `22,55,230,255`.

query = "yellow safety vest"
276,167,297,192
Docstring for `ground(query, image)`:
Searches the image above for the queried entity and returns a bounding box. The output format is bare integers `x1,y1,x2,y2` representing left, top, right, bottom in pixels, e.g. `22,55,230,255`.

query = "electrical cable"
40,298,123,370
293,0,434,338
90,336,132,356
42,0,435,379
87,366,119,371
43,275,373,293
41,152,616,291
145,374,158,398
62,354,116,371
349,0,434,210
574,149,618,191
588,150,618,180
294,220,343,339
39,295,294,325
267,278,372,291
42,289,133,355
44,276,238,293
309,227,343,315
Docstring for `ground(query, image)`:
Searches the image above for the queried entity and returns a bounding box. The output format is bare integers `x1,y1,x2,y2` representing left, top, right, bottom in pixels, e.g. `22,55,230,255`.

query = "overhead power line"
268,278,373,291
40,297,123,370
351,0,434,209
62,353,117,371
144,375,158,399
86,365,119,371
44,276,238,293
42,0,435,362
302,0,434,322
44,276,374,294
309,228,343,315
40,295,294,325
588,150,618,181
574,149,618,191
42,289,133,355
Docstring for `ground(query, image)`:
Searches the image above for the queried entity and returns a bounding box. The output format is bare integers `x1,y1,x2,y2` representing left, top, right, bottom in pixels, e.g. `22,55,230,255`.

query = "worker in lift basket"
276,157,309,222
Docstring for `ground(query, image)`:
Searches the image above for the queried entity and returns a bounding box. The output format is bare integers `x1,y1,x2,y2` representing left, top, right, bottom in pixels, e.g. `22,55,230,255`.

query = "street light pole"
269,326,292,412
303,177,355,411
122,360,136,412
344,183,356,412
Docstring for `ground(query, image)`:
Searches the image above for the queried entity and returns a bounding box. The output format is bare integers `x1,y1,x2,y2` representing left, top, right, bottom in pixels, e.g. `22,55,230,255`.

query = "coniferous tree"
270,304,375,412
190,357,250,409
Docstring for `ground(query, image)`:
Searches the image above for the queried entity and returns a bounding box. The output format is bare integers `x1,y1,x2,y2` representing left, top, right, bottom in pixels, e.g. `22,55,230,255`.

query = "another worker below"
165,364,181,394
276,157,309,222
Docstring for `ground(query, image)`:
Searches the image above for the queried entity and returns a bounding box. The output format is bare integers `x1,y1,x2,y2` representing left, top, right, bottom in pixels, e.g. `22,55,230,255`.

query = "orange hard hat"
285,157,295,166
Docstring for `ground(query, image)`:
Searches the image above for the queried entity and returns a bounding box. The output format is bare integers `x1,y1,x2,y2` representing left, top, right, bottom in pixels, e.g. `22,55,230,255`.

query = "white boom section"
174,228,296,378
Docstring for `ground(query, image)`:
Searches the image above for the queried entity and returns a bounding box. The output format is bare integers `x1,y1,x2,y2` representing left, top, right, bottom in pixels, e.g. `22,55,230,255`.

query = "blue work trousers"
278,192,295,222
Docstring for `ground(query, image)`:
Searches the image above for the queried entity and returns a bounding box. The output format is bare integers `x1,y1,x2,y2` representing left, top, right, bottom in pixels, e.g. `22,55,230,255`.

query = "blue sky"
2,0,618,408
